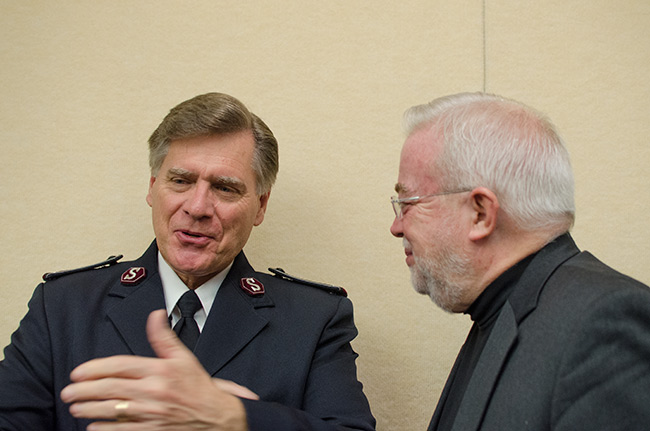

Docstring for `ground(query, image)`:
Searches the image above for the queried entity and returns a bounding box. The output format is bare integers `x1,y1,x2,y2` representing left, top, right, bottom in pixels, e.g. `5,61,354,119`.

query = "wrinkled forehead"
396,126,443,194
161,132,258,181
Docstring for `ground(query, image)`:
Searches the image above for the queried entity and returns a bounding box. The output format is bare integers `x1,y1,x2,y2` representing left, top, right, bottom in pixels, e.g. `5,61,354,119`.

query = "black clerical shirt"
435,253,536,431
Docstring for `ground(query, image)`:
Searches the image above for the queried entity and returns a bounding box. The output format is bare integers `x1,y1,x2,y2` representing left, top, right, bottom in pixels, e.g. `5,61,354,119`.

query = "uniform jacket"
428,234,650,431
0,241,375,431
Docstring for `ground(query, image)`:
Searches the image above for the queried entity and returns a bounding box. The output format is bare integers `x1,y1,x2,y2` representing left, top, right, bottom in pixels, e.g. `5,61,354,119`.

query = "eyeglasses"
391,189,472,218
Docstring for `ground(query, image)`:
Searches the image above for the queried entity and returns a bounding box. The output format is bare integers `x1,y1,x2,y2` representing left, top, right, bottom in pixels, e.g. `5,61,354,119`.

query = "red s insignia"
121,267,147,285
240,277,265,296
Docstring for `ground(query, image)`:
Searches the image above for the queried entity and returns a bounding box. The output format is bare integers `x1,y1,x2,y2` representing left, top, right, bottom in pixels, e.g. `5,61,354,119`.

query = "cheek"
154,192,185,217
218,206,260,242
151,200,170,222
150,199,184,234
405,221,447,256
226,200,261,224
402,219,429,243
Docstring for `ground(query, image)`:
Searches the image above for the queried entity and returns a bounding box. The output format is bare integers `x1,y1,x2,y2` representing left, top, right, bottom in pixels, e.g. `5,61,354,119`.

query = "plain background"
1,1,649,430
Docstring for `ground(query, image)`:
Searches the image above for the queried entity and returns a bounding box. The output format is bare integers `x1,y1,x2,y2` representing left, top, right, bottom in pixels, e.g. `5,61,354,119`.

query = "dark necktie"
173,290,202,351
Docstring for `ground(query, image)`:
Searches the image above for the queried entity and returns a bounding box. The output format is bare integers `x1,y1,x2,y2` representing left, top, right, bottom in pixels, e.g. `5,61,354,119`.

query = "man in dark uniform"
390,92,650,430
0,93,375,430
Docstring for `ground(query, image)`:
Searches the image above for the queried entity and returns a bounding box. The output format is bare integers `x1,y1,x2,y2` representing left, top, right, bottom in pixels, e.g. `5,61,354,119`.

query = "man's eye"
171,178,190,185
400,202,415,214
216,186,236,193
213,184,243,199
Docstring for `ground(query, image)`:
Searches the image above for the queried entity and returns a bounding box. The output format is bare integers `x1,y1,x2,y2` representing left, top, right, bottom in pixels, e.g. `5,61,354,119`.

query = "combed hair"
148,92,278,195
403,92,575,233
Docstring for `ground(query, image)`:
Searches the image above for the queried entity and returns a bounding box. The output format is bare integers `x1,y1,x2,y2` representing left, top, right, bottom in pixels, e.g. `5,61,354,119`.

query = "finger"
70,400,161,431
69,399,132,420
61,377,146,403
146,309,199,363
68,355,161,383
213,378,260,400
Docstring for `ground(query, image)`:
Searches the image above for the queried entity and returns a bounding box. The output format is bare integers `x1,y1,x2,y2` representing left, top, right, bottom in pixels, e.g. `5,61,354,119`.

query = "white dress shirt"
158,251,232,331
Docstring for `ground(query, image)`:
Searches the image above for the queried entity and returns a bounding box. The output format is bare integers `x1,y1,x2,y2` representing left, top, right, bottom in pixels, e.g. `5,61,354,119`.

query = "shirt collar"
158,251,232,330
465,251,537,327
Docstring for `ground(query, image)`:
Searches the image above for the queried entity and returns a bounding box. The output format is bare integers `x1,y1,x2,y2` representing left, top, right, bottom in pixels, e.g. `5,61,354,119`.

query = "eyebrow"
212,176,246,190
167,167,247,191
167,167,195,179
394,183,409,195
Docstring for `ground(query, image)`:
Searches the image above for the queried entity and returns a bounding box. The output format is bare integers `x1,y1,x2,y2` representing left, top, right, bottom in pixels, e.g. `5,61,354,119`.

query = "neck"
468,228,561,306
178,273,214,290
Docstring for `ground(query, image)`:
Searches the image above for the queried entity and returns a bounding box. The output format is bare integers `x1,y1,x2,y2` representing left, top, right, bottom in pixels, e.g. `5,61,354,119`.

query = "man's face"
146,132,269,289
390,126,474,312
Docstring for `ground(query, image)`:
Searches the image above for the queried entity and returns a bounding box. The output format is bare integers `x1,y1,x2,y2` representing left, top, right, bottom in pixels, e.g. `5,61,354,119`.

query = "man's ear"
468,187,499,241
146,176,156,207
254,191,271,226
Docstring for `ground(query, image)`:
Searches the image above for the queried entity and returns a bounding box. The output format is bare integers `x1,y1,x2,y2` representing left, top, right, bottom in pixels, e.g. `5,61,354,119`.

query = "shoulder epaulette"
42,255,123,282
268,267,348,297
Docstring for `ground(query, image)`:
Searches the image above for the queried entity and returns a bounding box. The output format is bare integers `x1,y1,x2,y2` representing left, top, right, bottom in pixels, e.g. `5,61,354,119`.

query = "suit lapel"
450,304,518,431
106,241,165,357
508,234,580,323
193,252,273,376
428,327,476,431
446,234,581,431
104,246,274,370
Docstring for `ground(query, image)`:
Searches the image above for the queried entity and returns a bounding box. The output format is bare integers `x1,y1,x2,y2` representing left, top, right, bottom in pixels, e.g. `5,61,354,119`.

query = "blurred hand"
60,309,257,430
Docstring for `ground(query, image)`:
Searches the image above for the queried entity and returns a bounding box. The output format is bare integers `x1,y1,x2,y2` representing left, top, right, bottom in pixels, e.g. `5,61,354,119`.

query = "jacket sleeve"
552,287,650,431
242,297,376,431
0,284,56,430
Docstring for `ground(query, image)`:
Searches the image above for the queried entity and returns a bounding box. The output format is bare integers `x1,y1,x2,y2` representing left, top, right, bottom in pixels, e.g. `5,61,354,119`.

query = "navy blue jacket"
0,241,375,431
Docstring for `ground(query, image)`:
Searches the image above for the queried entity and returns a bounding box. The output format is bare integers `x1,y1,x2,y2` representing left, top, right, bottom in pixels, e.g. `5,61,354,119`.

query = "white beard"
406,238,473,313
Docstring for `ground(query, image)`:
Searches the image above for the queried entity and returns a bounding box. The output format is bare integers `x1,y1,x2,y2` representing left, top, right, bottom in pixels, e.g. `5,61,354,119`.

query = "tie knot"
177,290,202,317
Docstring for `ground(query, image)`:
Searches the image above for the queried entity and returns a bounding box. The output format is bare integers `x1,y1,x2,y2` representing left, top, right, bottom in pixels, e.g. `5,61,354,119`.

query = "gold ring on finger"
114,400,130,421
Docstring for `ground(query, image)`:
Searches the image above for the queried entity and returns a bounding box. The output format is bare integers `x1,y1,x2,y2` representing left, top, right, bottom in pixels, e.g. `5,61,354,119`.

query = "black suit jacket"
0,241,375,431
428,234,650,431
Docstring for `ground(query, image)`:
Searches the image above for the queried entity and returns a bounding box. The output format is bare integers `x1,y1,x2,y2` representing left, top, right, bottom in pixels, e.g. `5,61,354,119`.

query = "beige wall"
1,1,648,429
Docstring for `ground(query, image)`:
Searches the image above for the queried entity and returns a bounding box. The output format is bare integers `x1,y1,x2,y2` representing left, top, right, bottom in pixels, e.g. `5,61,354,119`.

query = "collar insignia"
240,277,265,296
121,267,147,285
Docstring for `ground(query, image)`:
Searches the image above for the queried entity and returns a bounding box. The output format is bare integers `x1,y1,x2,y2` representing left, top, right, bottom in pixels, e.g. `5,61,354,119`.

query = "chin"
410,257,464,314
167,252,210,273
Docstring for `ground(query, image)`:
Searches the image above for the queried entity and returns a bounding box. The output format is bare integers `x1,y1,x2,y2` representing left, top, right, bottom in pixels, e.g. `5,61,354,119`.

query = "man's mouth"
176,230,213,244
402,239,414,265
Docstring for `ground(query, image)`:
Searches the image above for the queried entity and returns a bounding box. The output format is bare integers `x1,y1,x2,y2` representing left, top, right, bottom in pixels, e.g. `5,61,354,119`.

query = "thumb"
146,309,196,361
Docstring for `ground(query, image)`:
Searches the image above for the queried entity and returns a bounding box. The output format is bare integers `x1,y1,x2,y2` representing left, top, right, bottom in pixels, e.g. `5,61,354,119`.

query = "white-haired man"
390,92,650,430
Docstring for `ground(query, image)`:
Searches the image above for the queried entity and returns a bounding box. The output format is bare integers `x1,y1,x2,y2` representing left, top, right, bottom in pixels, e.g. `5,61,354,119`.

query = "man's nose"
183,184,216,218
390,216,404,238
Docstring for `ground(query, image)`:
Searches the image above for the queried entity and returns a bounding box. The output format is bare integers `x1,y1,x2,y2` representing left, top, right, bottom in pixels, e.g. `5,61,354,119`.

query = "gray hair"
403,92,575,233
148,92,278,195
